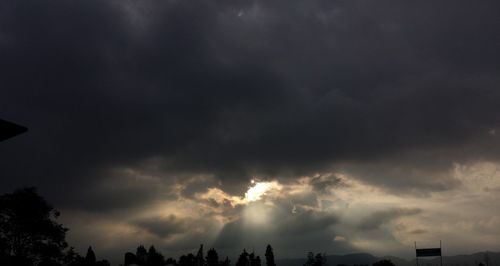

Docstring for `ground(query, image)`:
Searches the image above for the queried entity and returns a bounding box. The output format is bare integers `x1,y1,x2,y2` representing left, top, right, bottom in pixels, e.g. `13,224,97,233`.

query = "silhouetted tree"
196,245,205,266
64,247,85,266
85,246,97,265
147,246,165,266
373,259,395,266
39,258,61,266
304,252,315,266
314,253,326,266
165,257,177,266
0,187,68,265
95,260,110,266
136,245,148,266
124,252,137,266
249,253,261,266
256,257,262,266
206,248,219,266
249,253,255,266
0,237,8,263
265,245,276,266
82,246,109,266
179,253,196,266
220,257,230,266
236,249,250,266
304,252,326,266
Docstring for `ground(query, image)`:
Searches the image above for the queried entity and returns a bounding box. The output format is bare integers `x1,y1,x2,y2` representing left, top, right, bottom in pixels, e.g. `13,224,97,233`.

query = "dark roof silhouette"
0,119,27,142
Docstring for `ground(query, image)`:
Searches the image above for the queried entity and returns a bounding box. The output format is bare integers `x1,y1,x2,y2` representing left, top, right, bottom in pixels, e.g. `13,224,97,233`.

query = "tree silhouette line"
1,187,397,266
121,244,270,266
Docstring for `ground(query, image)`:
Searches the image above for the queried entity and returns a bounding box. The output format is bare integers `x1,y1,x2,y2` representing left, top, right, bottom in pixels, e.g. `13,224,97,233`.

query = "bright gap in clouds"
244,180,282,202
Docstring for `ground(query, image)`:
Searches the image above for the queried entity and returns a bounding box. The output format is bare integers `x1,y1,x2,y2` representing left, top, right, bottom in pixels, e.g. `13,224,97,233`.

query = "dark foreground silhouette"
0,119,27,142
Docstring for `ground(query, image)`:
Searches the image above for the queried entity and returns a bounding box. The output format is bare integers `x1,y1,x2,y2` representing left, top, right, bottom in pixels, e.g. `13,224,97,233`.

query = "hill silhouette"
277,252,500,266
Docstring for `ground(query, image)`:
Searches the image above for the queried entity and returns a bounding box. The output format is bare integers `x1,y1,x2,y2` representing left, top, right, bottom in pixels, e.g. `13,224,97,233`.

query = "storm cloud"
2,0,500,263
358,208,422,231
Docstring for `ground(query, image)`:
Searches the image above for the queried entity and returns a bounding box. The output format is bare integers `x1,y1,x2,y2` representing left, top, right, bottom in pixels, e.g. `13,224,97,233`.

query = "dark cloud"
339,155,465,195
276,209,338,235
68,178,175,213
358,208,422,231
310,174,344,194
133,215,191,239
2,0,500,198
2,0,500,258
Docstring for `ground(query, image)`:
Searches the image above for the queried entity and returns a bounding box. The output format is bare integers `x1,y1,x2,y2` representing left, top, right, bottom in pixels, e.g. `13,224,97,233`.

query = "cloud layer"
2,0,500,263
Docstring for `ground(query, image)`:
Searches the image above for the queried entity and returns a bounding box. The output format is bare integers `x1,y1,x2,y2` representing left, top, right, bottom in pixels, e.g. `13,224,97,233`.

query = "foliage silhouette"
314,253,326,266
304,252,315,266
236,249,250,266
64,245,109,266
220,257,230,266
249,252,261,266
85,247,96,265
124,252,137,266
206,248,219,266
303,252,326,266
165,257,177,266
0,187,68,266
95,260,111,266
136,246,148,266
265,245,275,266
179,253,197,266
196,245,205,266
64,247,84,266
147,246,165,266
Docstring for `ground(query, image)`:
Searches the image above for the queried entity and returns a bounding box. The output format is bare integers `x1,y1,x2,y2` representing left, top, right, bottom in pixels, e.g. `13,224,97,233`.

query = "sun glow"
244,180,281,202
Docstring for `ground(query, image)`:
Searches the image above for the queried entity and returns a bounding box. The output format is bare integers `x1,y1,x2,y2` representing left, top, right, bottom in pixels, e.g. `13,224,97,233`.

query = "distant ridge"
277,251,500,266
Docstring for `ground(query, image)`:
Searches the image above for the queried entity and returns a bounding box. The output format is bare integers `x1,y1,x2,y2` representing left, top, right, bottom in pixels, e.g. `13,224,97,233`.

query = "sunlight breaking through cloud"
244,180,282,202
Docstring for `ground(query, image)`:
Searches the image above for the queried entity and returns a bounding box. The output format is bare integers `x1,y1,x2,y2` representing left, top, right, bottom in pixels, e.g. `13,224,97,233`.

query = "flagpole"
415,242,419,266
440,240,443,266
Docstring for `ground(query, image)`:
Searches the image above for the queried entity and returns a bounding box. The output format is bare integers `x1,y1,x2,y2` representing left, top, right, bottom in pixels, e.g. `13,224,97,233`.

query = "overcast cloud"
2,0,500,264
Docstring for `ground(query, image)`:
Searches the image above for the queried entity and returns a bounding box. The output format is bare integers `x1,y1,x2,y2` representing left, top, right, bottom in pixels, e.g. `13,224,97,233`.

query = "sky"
1,0,500,264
